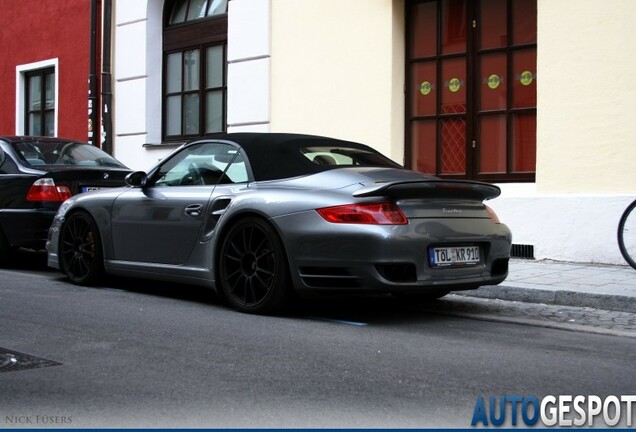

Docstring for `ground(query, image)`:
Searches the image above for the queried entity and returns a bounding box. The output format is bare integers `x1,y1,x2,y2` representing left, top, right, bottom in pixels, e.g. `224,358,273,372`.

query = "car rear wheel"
219,217,290,314
59,211,104,285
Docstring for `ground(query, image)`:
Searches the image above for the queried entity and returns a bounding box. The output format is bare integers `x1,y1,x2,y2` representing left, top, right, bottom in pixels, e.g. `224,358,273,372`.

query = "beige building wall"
491,0,636,264
268,0,636,264
270,0,405,164
537,0,636,194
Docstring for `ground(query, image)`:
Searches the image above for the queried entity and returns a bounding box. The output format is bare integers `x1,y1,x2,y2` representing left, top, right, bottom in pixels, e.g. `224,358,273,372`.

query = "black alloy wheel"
219,217,290,314
59,211,104,285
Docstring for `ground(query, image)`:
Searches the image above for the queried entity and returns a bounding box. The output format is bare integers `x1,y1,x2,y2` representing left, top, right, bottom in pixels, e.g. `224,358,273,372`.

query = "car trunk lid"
45,167,131,196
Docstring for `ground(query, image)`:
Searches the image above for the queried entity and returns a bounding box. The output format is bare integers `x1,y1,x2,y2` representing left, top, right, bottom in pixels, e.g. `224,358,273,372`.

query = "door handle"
184,204,203,217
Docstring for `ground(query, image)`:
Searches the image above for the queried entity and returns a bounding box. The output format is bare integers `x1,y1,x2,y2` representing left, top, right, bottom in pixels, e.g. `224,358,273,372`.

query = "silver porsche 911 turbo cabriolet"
47,133,511,314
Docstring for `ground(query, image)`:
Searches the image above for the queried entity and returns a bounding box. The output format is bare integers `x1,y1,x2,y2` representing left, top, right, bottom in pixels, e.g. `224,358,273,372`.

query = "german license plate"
429,246,480,267
81,186,104,193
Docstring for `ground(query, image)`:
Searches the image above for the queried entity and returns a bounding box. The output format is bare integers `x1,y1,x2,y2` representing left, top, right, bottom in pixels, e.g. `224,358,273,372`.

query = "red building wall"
0,0,91,141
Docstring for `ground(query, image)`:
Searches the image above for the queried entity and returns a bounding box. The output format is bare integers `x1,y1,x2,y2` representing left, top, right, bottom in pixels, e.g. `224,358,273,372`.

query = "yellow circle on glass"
419,81,432,96
520,71,534,86
449,78,461,93
487,74,501,89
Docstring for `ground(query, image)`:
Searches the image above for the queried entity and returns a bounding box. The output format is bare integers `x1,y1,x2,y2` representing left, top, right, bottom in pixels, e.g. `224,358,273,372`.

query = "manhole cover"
0,348,62,373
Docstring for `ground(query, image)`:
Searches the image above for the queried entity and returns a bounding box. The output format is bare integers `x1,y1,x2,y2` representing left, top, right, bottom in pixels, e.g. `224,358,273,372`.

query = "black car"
0,136,131,262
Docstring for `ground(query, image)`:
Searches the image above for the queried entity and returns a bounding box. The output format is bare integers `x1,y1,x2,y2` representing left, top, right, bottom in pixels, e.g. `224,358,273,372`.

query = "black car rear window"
300,146,399,168
12,141,126,168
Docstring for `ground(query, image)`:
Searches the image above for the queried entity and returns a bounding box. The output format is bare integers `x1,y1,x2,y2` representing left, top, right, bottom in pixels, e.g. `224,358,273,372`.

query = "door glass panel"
512,0,537,44
412,120,437,173
166,96,181,135
183,49,200,91
207,0,227,16
206,90,223,133
479,115,506,173
170,0,187,24
512,49,537,108
184,94,200,134
441,0,467,55
512,113,536,173
410,1,437,58
480,0,507,49
441,118,466,174
206,45,224,88
479,53,507,111
411,61,437,116
44,111,55,137
45,73,55,109
441,58,466,114
166,52,183,93
187,0,208,20
29,75,41,111
29,113,41,135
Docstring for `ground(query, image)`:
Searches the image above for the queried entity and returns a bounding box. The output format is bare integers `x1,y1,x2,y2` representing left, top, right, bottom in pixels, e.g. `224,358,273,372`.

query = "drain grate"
0,348,62,373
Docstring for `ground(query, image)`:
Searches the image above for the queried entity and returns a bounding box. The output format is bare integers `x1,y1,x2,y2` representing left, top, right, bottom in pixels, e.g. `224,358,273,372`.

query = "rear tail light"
26,178,72,202
485,205,501,224
316,202,407,225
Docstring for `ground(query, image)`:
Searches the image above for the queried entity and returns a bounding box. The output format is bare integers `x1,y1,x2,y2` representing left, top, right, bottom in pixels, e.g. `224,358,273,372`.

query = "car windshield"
12,140,127,168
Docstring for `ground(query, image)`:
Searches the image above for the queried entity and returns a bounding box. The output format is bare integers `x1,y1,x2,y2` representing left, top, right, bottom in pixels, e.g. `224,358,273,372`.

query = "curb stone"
459,284,636,314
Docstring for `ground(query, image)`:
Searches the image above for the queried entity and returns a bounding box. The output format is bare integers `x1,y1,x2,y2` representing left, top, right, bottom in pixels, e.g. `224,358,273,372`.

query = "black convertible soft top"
196,133,402,181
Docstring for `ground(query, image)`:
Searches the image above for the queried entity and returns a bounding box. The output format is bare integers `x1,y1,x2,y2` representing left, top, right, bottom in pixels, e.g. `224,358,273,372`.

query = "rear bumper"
273,210,512,294
0,209,57,250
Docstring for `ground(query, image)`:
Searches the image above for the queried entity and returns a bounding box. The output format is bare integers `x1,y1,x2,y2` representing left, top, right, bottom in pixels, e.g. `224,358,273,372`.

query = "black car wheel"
219,217,290,314
59,211,104,285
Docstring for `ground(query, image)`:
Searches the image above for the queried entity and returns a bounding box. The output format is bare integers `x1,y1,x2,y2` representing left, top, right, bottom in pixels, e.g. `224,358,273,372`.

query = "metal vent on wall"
511,244,535,259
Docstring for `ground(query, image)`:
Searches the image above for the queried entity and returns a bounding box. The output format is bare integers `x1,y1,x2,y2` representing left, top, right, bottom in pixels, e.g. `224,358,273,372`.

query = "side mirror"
125,171,148,188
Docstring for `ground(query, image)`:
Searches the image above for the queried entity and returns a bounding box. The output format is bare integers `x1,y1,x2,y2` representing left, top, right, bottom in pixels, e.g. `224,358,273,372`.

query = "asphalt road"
1,251,635,428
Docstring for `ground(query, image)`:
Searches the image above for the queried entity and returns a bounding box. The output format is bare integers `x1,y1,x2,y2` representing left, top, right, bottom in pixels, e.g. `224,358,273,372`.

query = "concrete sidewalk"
461,259,636,313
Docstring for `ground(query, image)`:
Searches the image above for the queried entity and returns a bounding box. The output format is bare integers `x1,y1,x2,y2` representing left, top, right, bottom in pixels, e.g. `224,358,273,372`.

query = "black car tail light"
26,178,72,202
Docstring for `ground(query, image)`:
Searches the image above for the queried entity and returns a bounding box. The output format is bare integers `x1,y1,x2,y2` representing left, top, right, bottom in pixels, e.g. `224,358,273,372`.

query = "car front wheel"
59,211,104,285
219,217,290,314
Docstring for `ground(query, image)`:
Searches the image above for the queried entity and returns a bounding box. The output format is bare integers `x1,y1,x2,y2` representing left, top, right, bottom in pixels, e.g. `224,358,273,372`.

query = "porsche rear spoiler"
352,180,501,201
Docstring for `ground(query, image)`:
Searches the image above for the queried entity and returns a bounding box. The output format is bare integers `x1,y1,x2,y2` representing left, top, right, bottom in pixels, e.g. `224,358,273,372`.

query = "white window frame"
16,58,59,136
